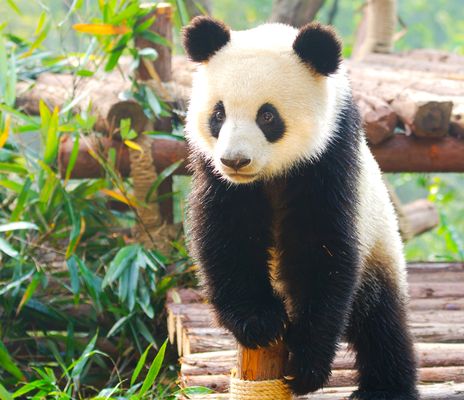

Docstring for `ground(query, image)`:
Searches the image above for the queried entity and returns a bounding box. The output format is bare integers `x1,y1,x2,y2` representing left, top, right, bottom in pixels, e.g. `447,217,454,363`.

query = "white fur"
185,23,350,184
357,139,408,297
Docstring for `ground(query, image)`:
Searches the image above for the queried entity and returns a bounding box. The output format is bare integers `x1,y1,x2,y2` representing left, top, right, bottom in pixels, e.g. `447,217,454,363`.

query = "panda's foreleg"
189,167,287,349
278,236,359,395
274,180,360,396
346,264,418,400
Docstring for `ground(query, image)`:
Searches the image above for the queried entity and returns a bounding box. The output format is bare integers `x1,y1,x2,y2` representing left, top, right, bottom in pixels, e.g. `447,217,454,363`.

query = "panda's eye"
209,101,226,138
256,103,285,143
214,110,225,122
262,111,274,123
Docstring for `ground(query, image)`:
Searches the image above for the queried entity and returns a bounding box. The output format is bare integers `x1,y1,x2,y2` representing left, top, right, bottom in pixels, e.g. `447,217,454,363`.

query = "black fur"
256,103,286,142
187,97,417,398
346,266,418,399
187,155,288,348
209,101,225,138
293,22,342,76
183,16,231,63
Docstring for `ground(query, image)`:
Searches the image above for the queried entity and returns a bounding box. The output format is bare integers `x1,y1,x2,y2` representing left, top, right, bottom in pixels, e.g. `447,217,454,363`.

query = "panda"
183,16,418,400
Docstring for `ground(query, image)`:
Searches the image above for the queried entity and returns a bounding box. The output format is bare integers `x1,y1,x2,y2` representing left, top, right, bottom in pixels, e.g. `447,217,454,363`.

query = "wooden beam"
370,135,464,172
58,135,188,179
59,134,464,179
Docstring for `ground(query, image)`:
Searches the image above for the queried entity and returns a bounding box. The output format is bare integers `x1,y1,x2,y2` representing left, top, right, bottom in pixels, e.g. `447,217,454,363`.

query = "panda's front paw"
284,350,331,395
222,300,288,349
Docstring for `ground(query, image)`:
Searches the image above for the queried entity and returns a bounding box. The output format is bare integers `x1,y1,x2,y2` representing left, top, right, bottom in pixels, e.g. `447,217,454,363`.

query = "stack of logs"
15,49,464,175
166,262,464,399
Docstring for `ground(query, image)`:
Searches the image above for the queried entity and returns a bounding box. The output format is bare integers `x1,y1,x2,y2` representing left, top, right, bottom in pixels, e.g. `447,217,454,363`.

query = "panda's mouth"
225,172,259,183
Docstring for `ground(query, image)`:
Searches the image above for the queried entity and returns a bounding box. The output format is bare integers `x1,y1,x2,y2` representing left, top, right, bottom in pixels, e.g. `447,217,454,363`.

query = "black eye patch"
209,101,225,138
256,103,285,142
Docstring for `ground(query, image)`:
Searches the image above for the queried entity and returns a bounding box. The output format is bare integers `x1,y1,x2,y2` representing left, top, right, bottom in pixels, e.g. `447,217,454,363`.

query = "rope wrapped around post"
230,341,292,400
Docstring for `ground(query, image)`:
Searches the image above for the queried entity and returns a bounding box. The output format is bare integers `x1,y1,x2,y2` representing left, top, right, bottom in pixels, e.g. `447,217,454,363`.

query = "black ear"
182,16,231,63
293,23,342,76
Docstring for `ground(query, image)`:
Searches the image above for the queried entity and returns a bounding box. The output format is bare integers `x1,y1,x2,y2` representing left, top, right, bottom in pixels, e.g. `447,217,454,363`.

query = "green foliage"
0,0,195,395
0,338,209,399
389,173,464,261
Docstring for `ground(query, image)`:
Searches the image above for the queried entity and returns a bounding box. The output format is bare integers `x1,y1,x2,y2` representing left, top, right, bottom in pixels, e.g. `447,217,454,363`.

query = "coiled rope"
230,377,292,400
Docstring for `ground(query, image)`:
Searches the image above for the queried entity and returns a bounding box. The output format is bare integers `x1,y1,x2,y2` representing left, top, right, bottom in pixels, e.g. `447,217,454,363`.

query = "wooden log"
58,135,188,178
183,365,464,392
167,288,205,304
171,320,464,355
450,113,464,138
59,133,464,178
390,96,453,137
409,282,464,299
405,198,440,238
408,297,464,311
407,262,464,273
409,310,464,325
410,323,464,343
181,327,235,355
181,343,464,377
370,135,464,172
360,53,464,76
181,383,464,400
353,92,397,144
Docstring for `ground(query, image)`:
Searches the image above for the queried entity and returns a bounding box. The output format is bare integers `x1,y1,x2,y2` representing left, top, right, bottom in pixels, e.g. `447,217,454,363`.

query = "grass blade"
130,344,153,386
137,339,167,398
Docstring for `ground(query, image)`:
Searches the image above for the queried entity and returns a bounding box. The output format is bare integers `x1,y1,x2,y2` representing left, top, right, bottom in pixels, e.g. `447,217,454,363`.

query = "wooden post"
236,342,287,381
136,2,173,82
134,2,175,223
231,341,291,399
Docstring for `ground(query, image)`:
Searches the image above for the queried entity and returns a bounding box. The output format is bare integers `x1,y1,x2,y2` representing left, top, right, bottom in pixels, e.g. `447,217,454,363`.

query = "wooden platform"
167,262,464,399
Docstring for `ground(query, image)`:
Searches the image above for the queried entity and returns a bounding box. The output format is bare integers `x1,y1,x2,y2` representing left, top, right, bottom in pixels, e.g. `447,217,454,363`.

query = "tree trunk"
270,0,326,27
355,0,397,60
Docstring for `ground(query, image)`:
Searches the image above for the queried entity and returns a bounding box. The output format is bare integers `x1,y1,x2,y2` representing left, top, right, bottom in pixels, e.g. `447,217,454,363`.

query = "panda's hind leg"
346,259,418,400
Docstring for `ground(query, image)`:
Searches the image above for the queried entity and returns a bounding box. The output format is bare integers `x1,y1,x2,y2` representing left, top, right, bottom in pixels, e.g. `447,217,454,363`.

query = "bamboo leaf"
16,272,41,315
137,339,167,398
146,159,183,202
100,188,137,207
102,245,138,287
73,23,130,35
130,343,153,386
107,314,132,338
66,257,80,296
10,177,32,221
0,237,18,257
0,340,25,380
0,382,13,400
65,135,80,183
0,162,27,175
0,221,37,233
124,139,143,152
6,0,21,15
70,333,97,379
0,115,10,148
43,106,59,165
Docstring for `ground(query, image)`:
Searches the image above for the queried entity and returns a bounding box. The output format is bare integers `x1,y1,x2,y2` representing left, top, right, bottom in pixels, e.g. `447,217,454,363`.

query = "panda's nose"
220,157,251,170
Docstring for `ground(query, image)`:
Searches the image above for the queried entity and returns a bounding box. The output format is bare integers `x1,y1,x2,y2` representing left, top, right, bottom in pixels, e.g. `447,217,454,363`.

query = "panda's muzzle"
220,157,251,171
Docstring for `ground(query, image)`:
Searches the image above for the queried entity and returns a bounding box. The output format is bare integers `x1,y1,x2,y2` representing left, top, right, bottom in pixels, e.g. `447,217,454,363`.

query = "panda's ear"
182,16,231,63
293,22,342,76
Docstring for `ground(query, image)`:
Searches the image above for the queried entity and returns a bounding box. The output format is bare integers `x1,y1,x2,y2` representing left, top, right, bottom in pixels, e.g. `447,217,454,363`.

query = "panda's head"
184,17,350,184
